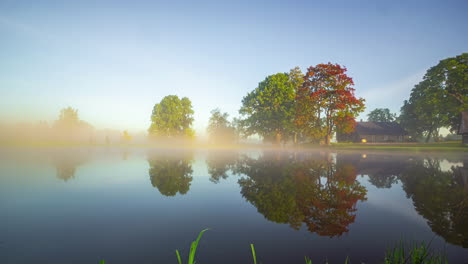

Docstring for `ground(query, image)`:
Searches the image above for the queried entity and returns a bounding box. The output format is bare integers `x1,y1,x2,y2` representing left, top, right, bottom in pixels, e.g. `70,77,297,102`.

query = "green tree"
207,109,236,143
400,53,467,140
148,95,195,139
400,79,451,142
367,108,397,122
289,67,306,144
423,53,467,131
239,73,296,144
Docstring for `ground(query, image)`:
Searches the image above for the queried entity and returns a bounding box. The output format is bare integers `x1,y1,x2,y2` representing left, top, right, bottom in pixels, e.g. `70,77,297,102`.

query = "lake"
1,147,467,263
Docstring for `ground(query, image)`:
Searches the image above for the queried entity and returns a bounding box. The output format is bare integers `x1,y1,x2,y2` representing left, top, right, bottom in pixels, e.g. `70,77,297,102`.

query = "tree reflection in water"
351,153,468,248
398,158,468,248
147,151,194,196
235,152,367,237
206,151,238,183
51,151,89,181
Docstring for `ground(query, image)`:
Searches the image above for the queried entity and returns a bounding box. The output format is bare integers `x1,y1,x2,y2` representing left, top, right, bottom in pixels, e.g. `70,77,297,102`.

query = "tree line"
149,63,365,145
2,54,464,144
148,53,466,144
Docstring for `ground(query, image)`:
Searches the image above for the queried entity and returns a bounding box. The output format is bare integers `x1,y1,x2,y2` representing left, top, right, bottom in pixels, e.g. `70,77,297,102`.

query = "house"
459,111,468,144
337,122,409,143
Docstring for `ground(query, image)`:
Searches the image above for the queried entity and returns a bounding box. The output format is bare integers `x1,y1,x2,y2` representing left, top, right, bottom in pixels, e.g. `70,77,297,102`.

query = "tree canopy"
148,95,195,139
239,72,296,144
367,108,397,122
297,63,365,144
399,53,467,142
207,108,236,143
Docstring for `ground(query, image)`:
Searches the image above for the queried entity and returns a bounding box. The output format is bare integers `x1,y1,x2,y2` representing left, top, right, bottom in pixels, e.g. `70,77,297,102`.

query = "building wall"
360,134,405,143
463,135,468,145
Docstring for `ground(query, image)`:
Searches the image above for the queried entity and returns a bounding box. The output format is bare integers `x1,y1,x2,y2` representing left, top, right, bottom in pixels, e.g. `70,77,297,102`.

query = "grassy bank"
1,140,466,152
325,141,467,152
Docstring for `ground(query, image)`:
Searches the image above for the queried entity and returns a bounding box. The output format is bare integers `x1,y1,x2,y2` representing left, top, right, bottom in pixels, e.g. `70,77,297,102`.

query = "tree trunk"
425,130,432,143
294,132,297,145
325,134,331,145
275,132,282,146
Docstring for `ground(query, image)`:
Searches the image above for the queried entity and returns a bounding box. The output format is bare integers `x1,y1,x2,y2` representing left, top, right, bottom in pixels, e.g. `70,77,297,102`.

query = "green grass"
168,229,448,264
250,244,258,264
175,228,209,264
326,141,467,151
384,242,448,264
97,231,449,263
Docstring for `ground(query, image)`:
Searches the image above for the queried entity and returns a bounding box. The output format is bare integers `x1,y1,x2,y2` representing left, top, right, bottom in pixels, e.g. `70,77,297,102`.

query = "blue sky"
0,0,467,134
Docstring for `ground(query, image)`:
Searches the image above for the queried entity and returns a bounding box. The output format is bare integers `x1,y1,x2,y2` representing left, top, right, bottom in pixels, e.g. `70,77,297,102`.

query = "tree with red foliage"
297,63,365,144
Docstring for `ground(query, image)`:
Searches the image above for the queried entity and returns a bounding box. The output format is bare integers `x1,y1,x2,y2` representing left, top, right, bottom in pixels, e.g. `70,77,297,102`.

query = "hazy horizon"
1,0,467,135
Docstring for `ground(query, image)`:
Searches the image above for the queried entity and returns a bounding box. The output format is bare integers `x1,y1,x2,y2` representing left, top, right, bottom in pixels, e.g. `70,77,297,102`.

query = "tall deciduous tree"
297,63,365,145
207,108,236,143
367,108,397,122
239,73,296,144
55,107,81,131
289,67,305,144
54,107,93,140
148,95,195,139
400,79,450,142
422,53,467,132
399,53,467,142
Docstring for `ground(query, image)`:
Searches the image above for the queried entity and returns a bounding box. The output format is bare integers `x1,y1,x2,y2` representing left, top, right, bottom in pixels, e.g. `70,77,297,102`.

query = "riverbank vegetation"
99,229,448,264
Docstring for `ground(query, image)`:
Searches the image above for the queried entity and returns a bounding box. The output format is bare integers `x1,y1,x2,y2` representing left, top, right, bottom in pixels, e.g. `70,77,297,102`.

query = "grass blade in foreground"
175,228,209,264
251,243,257,264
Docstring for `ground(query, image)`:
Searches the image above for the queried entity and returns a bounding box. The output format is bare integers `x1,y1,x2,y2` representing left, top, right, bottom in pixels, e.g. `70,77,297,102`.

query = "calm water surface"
1,148,467,263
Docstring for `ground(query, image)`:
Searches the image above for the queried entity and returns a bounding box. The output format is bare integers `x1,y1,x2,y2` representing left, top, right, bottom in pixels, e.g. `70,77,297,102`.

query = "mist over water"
1,147,467,263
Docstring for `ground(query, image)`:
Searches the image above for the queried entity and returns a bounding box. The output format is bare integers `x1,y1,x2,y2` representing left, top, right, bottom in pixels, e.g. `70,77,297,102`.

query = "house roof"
355,122,408,136
459,111,468,134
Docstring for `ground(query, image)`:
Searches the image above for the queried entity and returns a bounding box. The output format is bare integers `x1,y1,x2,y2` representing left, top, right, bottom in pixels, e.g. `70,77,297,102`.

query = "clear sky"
0,0,467,134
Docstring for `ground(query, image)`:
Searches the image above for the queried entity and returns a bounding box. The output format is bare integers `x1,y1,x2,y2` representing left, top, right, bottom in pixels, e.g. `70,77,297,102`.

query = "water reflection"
206,151,238,183
349,154,468,248
2,148,468,263
399,158,468,248
51,151,89,181
45,149,468,247
147,151,194,196
235,152,367,237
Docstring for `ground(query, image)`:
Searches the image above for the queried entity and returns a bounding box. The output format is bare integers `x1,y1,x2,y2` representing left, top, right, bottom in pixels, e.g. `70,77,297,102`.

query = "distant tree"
148,95,195,139
297,63,365,145
400,78,451,142
207,109,236,143
53,107,93,141
121,130,132,142
55,107,80,130
239,73,296,144
367,108,397,122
